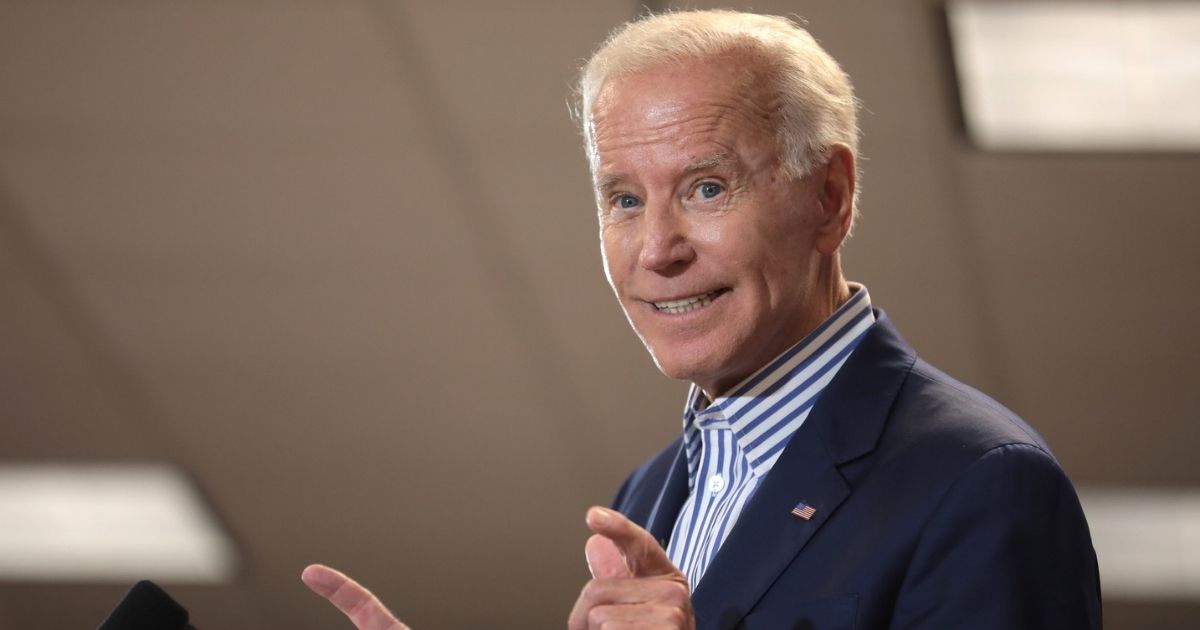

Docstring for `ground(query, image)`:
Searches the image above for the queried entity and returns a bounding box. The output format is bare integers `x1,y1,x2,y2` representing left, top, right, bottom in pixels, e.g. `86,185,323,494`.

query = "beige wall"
0,0,1196,627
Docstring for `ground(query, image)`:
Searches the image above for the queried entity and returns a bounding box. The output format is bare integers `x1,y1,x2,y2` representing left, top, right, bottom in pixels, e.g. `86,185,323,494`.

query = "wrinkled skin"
591,54,854,399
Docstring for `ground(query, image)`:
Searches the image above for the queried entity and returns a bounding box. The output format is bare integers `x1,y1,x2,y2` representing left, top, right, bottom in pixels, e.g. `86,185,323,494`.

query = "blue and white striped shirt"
666,285,875,590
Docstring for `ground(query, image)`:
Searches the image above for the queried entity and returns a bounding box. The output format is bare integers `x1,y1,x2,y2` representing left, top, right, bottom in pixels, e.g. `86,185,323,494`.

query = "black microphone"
97,580,195,630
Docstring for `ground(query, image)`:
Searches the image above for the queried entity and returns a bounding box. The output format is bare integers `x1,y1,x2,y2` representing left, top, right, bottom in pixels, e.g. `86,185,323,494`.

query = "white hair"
577,10,861,212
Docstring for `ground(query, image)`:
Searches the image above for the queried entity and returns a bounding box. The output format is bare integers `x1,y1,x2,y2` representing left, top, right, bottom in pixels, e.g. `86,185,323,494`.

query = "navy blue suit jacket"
612,313,1102,629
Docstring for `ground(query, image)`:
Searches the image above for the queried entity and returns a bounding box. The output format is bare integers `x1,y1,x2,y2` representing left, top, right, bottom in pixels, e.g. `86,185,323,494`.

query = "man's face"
591,56,835,398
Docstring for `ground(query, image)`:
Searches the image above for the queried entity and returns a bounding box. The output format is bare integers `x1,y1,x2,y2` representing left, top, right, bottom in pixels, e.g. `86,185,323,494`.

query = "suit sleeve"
890,443,1102,629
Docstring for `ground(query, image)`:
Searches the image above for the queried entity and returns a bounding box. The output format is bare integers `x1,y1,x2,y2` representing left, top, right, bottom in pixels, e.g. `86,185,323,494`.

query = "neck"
820,255,851,320
698,256,851,400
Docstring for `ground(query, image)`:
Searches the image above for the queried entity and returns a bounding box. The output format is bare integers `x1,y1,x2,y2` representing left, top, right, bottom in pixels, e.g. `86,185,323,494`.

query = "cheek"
697,215,771,273
599,230,628,288
687,219,741,270
600,247,616,288
760,203,817,262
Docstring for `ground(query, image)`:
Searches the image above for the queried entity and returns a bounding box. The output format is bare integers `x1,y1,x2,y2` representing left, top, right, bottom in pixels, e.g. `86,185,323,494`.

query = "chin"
648,344,728,386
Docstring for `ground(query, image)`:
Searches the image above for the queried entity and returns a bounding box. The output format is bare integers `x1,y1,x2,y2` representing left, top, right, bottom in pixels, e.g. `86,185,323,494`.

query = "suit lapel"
690,418,850,629
646,444,690,545
690,312,916,629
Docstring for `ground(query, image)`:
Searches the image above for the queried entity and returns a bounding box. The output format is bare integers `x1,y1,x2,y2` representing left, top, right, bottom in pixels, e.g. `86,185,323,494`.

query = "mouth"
650,288,730,315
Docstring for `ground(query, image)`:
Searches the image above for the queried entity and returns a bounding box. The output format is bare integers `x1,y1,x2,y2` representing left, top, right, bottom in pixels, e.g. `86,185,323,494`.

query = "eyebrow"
682,152,735,174
595,152,737,194
595,173,625,195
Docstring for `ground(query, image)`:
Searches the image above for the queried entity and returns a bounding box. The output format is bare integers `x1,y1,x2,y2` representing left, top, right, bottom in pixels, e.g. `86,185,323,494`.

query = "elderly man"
303,10,1102,630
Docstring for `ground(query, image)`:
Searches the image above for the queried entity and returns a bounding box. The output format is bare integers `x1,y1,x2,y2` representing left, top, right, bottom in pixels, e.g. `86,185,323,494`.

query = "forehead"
590,56,781,180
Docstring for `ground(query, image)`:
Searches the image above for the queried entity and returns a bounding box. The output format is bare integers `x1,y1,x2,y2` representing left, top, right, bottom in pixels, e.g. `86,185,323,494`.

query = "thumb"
584,506,681,578
585,534,632,579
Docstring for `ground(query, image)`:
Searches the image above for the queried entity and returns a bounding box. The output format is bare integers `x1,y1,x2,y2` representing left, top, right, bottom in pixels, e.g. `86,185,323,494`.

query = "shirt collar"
681,283,875,479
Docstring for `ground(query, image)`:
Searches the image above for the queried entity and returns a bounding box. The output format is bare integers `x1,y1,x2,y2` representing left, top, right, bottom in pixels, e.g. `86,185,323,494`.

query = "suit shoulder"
880,358,1057,472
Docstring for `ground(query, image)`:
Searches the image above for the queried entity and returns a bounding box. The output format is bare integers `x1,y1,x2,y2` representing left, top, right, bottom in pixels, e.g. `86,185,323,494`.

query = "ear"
812,144,855,256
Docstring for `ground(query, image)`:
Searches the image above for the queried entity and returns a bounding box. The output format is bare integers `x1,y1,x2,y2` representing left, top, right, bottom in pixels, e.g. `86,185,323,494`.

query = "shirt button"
707,474,726,495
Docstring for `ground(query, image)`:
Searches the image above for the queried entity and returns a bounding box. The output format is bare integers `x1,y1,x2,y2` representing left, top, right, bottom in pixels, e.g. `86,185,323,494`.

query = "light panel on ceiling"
0,464,236,583
947,1,1200,150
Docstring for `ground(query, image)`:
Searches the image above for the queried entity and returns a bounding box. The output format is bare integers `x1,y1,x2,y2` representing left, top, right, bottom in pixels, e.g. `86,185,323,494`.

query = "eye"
613,194,640,209
696,181,724,199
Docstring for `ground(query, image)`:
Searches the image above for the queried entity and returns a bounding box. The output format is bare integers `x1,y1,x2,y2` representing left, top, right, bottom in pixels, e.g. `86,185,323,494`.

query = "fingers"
585,507,680,578
568,577,692,630
585,603,693,630
577,577,692,608
573,510,694,630
301,564,411,630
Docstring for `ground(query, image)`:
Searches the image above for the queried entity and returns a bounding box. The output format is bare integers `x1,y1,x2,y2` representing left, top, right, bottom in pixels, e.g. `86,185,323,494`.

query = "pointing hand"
568,507,695,630
302,564,411,630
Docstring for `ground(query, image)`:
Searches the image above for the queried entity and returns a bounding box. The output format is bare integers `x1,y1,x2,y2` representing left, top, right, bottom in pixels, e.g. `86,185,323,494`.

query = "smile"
652,289,728,314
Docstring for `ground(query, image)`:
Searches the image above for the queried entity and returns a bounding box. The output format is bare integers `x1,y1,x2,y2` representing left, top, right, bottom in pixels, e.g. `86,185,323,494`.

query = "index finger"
585,507,681,578
301,564,411,630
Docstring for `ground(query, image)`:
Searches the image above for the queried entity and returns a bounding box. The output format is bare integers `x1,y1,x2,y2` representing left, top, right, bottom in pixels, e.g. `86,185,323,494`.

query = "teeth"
654,290,722,314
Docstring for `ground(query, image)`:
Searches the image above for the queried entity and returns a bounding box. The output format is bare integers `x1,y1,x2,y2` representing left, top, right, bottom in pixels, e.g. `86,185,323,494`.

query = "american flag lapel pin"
791,501,817,520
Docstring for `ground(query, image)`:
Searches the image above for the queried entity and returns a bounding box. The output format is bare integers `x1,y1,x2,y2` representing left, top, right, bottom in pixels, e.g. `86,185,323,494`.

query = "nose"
638,199,695,272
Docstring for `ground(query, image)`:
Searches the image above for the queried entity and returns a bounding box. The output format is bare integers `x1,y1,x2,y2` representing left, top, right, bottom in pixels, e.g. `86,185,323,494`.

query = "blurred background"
1,0,1197,628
